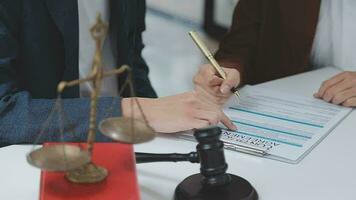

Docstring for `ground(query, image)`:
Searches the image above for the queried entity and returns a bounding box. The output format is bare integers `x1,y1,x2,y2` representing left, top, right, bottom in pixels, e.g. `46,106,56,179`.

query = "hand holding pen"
190,31,241,106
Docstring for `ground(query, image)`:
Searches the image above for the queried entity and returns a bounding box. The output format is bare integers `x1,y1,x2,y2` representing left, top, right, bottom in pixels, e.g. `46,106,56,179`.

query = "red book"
39,143,140,200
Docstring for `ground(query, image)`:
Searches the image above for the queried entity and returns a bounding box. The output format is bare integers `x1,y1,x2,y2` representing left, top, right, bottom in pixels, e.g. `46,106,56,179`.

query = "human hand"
314,71,356,107
122,92,237,133
193,64,240,106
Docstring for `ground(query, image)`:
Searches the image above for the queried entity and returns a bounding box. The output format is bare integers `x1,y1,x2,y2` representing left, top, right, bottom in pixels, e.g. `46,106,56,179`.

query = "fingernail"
220,85,230,94
314,93,320,98
231,123,237,131
233,125,237,131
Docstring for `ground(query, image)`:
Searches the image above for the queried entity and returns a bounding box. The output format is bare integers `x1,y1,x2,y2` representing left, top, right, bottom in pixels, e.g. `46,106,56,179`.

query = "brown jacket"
215,0,321,85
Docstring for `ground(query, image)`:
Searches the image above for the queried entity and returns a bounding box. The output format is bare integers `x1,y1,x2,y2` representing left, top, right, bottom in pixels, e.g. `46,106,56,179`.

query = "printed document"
181,85,352,163
222,86,352,163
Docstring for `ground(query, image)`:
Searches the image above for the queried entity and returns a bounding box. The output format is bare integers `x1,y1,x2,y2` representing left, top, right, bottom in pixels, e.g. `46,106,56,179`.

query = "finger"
210,85,231,98
200,85,230,98
220,112,237,131
321,79,353,102
316,72,347,98
331,87,356,104
208,75,224,87
220,68,240,94
342,97,356,107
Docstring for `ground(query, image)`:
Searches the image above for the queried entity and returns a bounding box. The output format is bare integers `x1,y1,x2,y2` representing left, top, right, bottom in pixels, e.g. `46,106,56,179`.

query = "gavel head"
194,126,232,188
175,127,258,200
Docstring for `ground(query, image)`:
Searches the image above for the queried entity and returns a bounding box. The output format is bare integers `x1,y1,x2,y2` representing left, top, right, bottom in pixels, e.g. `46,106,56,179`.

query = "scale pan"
27,145,91,172
99,117,155,144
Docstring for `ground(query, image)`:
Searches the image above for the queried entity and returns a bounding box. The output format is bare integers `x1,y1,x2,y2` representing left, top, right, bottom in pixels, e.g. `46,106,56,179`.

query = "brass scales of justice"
26,14,156,183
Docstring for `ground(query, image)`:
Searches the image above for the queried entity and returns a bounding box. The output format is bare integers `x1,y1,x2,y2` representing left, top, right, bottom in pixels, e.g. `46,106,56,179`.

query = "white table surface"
1,67,355,200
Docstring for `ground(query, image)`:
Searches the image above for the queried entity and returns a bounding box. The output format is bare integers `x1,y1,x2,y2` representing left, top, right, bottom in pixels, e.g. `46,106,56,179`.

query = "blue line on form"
229,107,324,128
232,120,311,139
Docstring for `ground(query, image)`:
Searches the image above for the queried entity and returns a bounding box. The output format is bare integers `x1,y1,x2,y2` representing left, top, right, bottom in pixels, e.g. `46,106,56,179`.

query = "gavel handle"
135,152,199,164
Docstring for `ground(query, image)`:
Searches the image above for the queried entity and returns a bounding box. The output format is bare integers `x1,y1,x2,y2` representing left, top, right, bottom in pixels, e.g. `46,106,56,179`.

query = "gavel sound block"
136,126,258,200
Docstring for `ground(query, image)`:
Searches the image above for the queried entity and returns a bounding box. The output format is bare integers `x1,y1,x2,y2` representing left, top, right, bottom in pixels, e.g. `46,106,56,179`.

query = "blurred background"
143,0,239,97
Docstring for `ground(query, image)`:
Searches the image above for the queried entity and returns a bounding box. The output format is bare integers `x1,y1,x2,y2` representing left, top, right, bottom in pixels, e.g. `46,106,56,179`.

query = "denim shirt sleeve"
0,82,121,146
